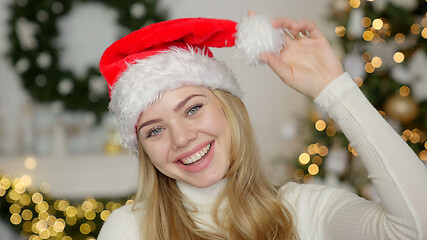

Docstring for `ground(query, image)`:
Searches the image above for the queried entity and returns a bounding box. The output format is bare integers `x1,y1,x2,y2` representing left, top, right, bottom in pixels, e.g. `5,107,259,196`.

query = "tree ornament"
383,94,419,124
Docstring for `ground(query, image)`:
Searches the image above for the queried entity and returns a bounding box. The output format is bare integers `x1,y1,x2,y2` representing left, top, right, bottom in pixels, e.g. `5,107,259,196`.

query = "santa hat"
100,15,284,153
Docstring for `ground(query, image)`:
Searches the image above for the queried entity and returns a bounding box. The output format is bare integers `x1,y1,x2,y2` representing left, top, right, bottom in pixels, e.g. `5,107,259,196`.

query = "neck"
176,178,228,206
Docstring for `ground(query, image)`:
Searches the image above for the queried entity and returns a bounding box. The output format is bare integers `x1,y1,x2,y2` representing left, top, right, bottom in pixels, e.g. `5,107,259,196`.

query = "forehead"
139,85,214,119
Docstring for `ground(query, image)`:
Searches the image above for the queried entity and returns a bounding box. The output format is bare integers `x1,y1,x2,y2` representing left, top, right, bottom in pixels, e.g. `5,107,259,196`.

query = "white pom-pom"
235,14,285,65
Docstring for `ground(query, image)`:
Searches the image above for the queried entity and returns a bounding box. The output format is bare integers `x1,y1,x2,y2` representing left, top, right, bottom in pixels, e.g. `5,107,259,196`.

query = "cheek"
143,143,168,165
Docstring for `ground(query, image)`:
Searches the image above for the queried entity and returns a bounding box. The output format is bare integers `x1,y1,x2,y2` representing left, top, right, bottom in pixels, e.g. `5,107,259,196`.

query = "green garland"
8,0,166,120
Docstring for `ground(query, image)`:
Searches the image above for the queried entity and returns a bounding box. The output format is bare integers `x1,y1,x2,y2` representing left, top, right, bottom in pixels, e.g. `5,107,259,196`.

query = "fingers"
272,18,323,39
261,53,293,83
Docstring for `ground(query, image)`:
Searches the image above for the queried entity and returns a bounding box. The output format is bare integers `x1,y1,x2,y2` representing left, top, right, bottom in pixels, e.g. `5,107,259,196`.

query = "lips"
180,143,212,165
175,141,213,166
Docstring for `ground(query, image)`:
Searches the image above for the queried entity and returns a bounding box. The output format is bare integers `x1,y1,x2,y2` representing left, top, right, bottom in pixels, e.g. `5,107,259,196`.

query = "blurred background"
0,0,425,239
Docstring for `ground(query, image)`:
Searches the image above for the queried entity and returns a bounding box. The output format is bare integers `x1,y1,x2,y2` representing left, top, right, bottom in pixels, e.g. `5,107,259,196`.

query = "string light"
361,17,371,27
372,18,383,30
394,33,405,43
411,23,421,34
335,26,346,37
422,28,427,39
24,156,37,170
308,164,320,175
393,52,405,63
399,86,410,97
365,62,375,73
298,153,310,165
349,0,361,8
315,120,326,131
363,30,374,41
371,56,382,68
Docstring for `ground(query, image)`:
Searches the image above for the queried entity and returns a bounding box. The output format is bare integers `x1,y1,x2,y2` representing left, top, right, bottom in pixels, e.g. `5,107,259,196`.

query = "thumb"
261,53,293,83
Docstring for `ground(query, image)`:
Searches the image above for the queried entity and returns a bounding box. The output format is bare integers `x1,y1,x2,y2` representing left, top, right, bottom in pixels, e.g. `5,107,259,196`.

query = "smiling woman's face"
137,86,232,188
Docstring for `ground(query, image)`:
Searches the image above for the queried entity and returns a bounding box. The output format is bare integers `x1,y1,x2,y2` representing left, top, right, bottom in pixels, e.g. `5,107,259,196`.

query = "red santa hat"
100,15,284,153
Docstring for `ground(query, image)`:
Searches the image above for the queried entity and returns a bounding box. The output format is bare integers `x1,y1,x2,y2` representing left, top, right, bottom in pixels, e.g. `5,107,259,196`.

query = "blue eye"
186,104,203,116
146,127,164,138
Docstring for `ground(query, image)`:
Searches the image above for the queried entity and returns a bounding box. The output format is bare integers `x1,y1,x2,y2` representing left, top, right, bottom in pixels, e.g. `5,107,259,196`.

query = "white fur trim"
109,47,242,153
235,14,285,65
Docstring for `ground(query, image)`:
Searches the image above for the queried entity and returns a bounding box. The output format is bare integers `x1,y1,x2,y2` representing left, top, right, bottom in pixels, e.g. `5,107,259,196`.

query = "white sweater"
97,73,427,239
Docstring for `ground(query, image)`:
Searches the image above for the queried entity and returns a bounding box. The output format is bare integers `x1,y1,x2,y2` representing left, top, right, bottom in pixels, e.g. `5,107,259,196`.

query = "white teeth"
181,143,211,165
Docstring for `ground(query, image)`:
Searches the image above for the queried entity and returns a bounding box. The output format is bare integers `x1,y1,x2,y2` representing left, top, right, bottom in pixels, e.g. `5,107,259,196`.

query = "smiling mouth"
180,142,212,166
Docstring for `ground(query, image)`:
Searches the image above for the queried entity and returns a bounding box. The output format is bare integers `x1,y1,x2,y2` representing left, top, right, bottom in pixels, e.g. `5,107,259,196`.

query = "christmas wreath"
8,0,166,120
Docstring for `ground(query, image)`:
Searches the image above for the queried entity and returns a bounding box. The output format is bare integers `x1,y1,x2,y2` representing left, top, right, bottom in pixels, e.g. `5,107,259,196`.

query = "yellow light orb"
53,219,66,232
420,150,427,161
393,52,405,63
399,86,410,97
65,206,77,217
85,210,96,220
361,17,371,27
36,220,48,231
303,174,314,184
411,23,421,34
20,175,32,187
10,214,22,225
312,156,323,166
372,19,383,30
22,209,33,221
32,193,43,204
36,201,49,213
38,211,49,221
40,182,51,193
335,26,346,37
349,0,361,8
362,52,372,62
371,56,382,68
394,33,405,43
100,210,111,221
66,216,77,225
308,164,320,175
326,126,336,137
365,62,375,73
422,28,427,39
39,229,50,239
353,77,363,87
298,153,310,165
25,156,37,170
82,201,94,212
57,200,70,211
9,204,21,214
363,30,374,41
80,223,91,234
315,120,326,131
307,144,316,155
0,177,11,190
293,169,305,180
318,146,329,157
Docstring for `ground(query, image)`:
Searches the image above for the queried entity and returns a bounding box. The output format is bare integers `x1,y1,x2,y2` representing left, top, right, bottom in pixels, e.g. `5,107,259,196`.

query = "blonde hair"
134,89,297,240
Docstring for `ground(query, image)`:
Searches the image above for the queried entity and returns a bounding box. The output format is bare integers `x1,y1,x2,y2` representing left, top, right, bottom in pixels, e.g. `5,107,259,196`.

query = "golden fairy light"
100,210,111,221
308,164,320,175
365,62,375,73
65,206,77,217
361,17,371,27
40,182,51,193
353,77,363,87
372,19,383,30
25,156,37,170
315,120,326,131
318,146,329,157
362,52,371,62
32,192,43,204
363,30,374,41
80,223,91,234
335,26,346,37
411,23,421,34
393,52,405,63
422,28,427,39
349,0,361,8
420,150,427,161
303,174,314,184
399,86,410,97
22,209,33,220
395,33,405,43
371,56,382,68
312,156,323,166
298,153,310,165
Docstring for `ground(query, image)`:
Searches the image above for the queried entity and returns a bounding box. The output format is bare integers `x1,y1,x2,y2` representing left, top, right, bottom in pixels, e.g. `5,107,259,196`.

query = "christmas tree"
292,0,427,200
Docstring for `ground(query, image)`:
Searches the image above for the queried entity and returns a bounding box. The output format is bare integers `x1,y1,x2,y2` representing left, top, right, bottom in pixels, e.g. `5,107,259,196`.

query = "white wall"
0,0,336,198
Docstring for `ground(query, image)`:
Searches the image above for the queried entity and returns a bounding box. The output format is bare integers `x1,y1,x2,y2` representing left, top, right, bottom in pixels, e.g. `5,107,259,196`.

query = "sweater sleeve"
97,205,141,240
311,72,427,239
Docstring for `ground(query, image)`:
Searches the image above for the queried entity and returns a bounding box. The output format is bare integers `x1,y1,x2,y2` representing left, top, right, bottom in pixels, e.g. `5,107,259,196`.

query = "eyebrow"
173,94,205,112
137,118,162,132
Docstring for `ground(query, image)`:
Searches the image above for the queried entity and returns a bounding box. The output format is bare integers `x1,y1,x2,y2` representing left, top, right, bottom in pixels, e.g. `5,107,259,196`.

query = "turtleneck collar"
176,178,228,207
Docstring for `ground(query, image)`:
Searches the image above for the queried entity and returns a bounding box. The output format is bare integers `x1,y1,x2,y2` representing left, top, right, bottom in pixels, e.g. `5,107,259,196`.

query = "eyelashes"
144,103,204,138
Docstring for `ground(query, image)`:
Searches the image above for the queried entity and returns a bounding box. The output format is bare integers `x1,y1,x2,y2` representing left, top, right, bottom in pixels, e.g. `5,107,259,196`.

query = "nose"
170,122,197,149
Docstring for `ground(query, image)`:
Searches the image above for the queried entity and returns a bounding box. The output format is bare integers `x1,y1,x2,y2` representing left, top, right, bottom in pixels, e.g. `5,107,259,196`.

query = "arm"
264,17,427,239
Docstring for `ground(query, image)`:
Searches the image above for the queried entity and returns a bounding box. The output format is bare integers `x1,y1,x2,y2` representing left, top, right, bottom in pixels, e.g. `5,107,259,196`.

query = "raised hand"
261,17,345,99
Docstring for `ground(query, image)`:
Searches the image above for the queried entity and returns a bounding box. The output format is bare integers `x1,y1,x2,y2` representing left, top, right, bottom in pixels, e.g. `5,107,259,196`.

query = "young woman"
97,14,427,240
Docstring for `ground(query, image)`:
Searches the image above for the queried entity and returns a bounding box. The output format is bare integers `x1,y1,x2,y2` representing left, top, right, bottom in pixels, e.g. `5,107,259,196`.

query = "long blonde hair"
134,89,297,240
